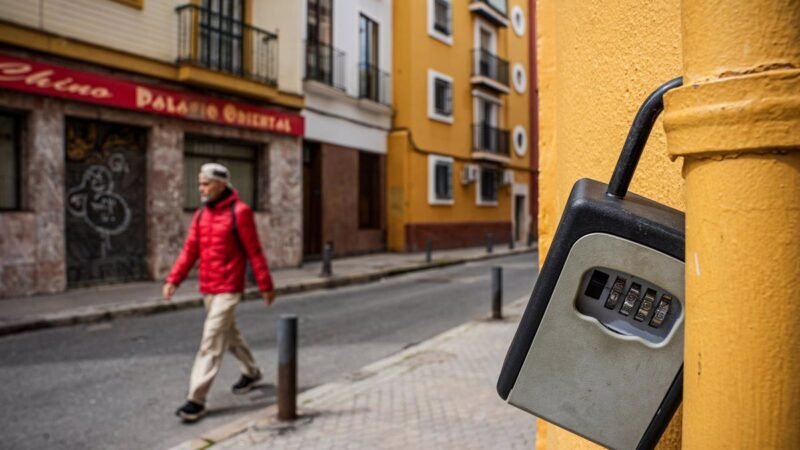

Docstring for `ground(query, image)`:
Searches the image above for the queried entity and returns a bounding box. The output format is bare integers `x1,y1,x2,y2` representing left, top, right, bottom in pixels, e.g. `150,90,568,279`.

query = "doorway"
303,141,323,258
514,194,525,242
65,118,148,287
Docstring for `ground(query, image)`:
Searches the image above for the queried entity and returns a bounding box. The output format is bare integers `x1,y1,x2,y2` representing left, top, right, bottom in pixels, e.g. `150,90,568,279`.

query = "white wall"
252,0,304,95
0,0,181,63
302,0,393,152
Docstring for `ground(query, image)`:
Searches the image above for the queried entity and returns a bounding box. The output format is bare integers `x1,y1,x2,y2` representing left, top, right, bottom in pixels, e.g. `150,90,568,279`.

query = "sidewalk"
0,245,534,337
171,298,537,450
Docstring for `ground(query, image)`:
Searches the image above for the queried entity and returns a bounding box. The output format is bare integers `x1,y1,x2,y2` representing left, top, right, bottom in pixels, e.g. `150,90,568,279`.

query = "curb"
0,247,535,338
168,297,530,450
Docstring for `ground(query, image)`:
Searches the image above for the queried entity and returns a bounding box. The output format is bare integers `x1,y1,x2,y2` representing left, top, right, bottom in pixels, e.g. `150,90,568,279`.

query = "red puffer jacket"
166,189,274,294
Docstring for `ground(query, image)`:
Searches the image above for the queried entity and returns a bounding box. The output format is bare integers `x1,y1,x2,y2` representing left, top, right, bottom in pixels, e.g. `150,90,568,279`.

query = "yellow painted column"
663,1,800,448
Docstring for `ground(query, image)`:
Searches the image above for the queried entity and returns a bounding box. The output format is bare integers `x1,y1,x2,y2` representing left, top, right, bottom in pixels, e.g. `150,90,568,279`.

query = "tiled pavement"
178,298,537,450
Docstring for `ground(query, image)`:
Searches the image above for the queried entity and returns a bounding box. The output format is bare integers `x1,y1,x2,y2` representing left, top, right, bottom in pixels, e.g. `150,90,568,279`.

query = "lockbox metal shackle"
497,78,685,450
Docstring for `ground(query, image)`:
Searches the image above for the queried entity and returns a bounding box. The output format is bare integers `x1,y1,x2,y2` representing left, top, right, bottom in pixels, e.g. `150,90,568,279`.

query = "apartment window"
0,113,21,210
428,70,454,123
478,166,499,205
429,0,452,44
199,0,245,76
358,152,381,229
184,137,258,210
428,155,453,205
359,14,382,101
307,0,332,45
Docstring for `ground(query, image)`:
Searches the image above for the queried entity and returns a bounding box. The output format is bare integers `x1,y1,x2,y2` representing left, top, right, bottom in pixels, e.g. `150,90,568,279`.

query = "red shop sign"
0,53,304,136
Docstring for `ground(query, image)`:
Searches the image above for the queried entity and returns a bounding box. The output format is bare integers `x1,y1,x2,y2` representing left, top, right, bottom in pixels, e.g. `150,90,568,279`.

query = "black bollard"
425,239,433,263
509,235,515,250
487,233,494,254
492,266,503,319
277,314,298,421
320,242,333,277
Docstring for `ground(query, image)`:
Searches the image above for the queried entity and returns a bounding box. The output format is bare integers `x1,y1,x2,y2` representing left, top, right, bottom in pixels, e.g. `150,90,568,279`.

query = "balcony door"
359,14,379,100
478,97,499,151
307,0,333,83
200,0,245,76
476,21,497,79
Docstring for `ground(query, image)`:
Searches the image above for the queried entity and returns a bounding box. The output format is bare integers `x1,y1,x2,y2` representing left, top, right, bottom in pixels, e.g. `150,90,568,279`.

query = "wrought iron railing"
358,63,391,105
473,124,510,157
470,0,508,17
176,4,278,86
472,49,510,87
305,41,346,91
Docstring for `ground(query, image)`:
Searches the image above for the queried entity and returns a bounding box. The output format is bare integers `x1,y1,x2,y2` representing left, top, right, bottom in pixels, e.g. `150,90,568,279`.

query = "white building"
300,0,393,258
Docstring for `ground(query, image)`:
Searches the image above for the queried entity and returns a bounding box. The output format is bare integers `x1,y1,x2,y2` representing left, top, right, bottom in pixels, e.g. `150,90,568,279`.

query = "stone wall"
0,90,303,297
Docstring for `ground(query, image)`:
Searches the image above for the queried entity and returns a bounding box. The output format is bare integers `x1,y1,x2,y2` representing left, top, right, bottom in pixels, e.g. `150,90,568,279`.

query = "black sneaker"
175,401,206,422
232,371,262,395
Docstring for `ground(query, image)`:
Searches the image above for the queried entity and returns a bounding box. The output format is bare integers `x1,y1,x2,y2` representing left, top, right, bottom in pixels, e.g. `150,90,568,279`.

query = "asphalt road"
0,252,538,449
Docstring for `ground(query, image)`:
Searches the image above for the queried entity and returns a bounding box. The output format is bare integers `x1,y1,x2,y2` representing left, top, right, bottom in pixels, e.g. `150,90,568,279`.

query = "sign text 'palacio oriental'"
0,53,303,136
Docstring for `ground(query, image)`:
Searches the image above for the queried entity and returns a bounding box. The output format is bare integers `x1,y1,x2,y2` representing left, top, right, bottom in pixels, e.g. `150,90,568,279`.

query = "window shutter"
446,2,453,35
445,81,453,115
445,162,452,199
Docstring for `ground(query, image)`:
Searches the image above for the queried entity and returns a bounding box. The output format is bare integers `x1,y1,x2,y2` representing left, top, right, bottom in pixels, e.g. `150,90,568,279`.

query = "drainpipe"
528,0,539,243
663,1,800,448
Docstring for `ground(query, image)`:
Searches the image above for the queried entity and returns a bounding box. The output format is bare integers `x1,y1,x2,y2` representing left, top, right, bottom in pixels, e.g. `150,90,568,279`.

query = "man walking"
163,163,275,423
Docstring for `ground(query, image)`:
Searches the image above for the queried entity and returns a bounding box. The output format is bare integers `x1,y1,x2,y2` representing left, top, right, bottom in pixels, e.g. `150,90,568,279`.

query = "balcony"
176,4,278,87
469,0,509,27
472,49,510,93
305,41,346,91
358,63,391,106
473,124,510,161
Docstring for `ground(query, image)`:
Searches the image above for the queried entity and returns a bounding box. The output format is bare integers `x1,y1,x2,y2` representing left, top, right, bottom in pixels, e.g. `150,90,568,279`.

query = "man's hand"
261,290,276,306
163,283,177,301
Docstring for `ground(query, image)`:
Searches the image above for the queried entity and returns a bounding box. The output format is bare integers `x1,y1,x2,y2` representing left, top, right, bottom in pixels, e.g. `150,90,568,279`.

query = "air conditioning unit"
462,164,479,184
501,169,514,186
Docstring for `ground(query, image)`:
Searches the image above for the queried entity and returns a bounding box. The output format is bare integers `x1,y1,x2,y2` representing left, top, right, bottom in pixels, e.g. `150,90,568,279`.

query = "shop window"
428,70,454,123
0,113,21,211
478,166,499,205
358,152,381,229
428,155,453,205
184,136,258,210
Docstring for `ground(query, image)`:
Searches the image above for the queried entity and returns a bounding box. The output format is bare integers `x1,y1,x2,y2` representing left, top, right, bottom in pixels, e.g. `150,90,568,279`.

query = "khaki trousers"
187,293,260,405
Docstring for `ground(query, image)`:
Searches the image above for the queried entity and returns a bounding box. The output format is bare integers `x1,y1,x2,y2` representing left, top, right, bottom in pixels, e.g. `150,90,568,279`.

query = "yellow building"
535,0,799,448
388,0,531,252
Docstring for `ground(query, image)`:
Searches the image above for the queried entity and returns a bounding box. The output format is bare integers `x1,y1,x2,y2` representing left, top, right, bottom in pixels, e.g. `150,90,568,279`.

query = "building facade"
301,0,392,259
388,0,532,252
0,0,305,297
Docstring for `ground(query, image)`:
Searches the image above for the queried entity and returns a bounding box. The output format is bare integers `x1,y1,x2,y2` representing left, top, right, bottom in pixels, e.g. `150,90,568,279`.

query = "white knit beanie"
199,163,232,186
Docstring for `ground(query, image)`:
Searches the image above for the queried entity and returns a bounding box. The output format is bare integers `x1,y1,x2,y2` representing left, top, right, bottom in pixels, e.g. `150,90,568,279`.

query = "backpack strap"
230,202,245,251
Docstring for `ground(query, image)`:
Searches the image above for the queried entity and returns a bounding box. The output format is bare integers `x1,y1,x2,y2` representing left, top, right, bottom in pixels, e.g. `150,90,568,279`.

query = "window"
478,166,499,205
358,152,381,229
359,14,381,101
428,0,452,44
0,113,21,210
184,137,259,210
428,155,453,205
428,70,454,123
435,79,453,116
307,0,332,45
306,0,334,84
199,0,245,76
